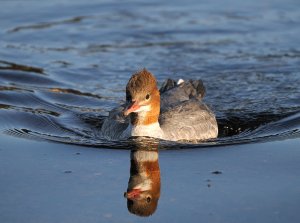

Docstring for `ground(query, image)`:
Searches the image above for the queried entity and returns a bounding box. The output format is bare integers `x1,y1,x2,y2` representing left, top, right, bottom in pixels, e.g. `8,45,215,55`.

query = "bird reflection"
124,139,161,217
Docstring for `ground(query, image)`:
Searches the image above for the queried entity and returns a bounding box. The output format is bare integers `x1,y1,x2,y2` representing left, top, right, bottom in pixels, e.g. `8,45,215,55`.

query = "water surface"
1,1,300,148
0,0,300,221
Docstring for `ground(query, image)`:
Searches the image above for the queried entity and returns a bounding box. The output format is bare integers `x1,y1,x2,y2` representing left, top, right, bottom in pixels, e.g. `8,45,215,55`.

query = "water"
0,0,300,221
1,0,300,148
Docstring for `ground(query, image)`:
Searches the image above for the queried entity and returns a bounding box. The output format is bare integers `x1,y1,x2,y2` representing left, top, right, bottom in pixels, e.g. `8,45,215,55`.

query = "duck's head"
124,69,160,125
125,189,160,217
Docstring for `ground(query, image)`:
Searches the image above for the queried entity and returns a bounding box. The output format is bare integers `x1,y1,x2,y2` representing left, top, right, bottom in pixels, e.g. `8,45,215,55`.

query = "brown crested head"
124,69,161,125
126,68,158,103
127,194,160,217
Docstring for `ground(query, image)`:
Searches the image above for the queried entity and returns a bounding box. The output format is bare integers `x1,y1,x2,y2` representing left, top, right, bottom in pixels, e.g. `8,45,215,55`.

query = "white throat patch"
134,105,151,114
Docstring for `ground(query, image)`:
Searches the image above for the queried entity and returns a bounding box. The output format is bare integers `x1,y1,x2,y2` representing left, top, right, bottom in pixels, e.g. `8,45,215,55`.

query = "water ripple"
7,16,88,33
1,0,300,149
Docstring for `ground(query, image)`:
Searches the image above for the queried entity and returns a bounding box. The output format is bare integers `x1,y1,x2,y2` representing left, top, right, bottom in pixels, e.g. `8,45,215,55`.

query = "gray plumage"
101,79,218,141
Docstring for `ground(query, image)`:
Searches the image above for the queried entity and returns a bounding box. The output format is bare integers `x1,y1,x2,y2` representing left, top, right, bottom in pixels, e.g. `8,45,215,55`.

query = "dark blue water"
1,1,300,222
1,0,300,148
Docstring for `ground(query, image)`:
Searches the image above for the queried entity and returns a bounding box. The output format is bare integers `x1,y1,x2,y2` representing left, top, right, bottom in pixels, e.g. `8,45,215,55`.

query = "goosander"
124,148,160,217
101,69,218,141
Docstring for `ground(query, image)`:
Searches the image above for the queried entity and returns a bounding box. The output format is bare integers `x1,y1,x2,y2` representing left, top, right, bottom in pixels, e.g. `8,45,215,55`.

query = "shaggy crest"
126,68,158,101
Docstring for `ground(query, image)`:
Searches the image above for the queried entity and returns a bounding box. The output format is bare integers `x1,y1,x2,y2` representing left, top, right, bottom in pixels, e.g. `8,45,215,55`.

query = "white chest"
122,122,164,139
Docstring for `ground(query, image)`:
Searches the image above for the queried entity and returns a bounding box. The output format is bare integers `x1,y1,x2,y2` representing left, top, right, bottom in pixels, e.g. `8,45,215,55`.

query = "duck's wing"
101,105,129,140
160,79,206,111
159,100,218,141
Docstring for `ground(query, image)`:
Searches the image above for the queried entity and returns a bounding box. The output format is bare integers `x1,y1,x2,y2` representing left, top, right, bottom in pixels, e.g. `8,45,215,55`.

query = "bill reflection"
124,142,161,217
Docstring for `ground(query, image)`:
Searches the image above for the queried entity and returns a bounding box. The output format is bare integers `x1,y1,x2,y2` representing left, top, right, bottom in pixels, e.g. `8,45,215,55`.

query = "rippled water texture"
0,0,300,148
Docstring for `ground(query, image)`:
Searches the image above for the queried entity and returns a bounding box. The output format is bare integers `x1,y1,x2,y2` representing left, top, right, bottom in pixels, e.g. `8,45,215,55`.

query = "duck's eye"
145,94,150,100
146,196,151,203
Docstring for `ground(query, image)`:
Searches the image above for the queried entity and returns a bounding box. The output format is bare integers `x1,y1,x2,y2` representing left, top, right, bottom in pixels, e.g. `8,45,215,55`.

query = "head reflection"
124,139,161,217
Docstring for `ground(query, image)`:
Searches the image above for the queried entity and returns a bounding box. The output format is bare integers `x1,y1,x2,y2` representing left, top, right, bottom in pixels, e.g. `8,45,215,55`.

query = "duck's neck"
129,150,160,191
128,111,164,139
130,112,159,126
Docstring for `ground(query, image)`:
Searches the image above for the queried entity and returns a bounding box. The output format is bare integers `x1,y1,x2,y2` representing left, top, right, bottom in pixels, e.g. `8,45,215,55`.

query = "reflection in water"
124,140,161,217
1,1,300,148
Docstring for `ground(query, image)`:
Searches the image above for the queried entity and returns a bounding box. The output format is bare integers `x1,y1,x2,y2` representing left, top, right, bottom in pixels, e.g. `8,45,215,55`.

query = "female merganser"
124,148,160,217
101,69,218,141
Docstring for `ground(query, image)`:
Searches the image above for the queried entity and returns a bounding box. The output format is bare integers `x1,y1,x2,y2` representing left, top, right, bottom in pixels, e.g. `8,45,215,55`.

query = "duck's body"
101,69,218,141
